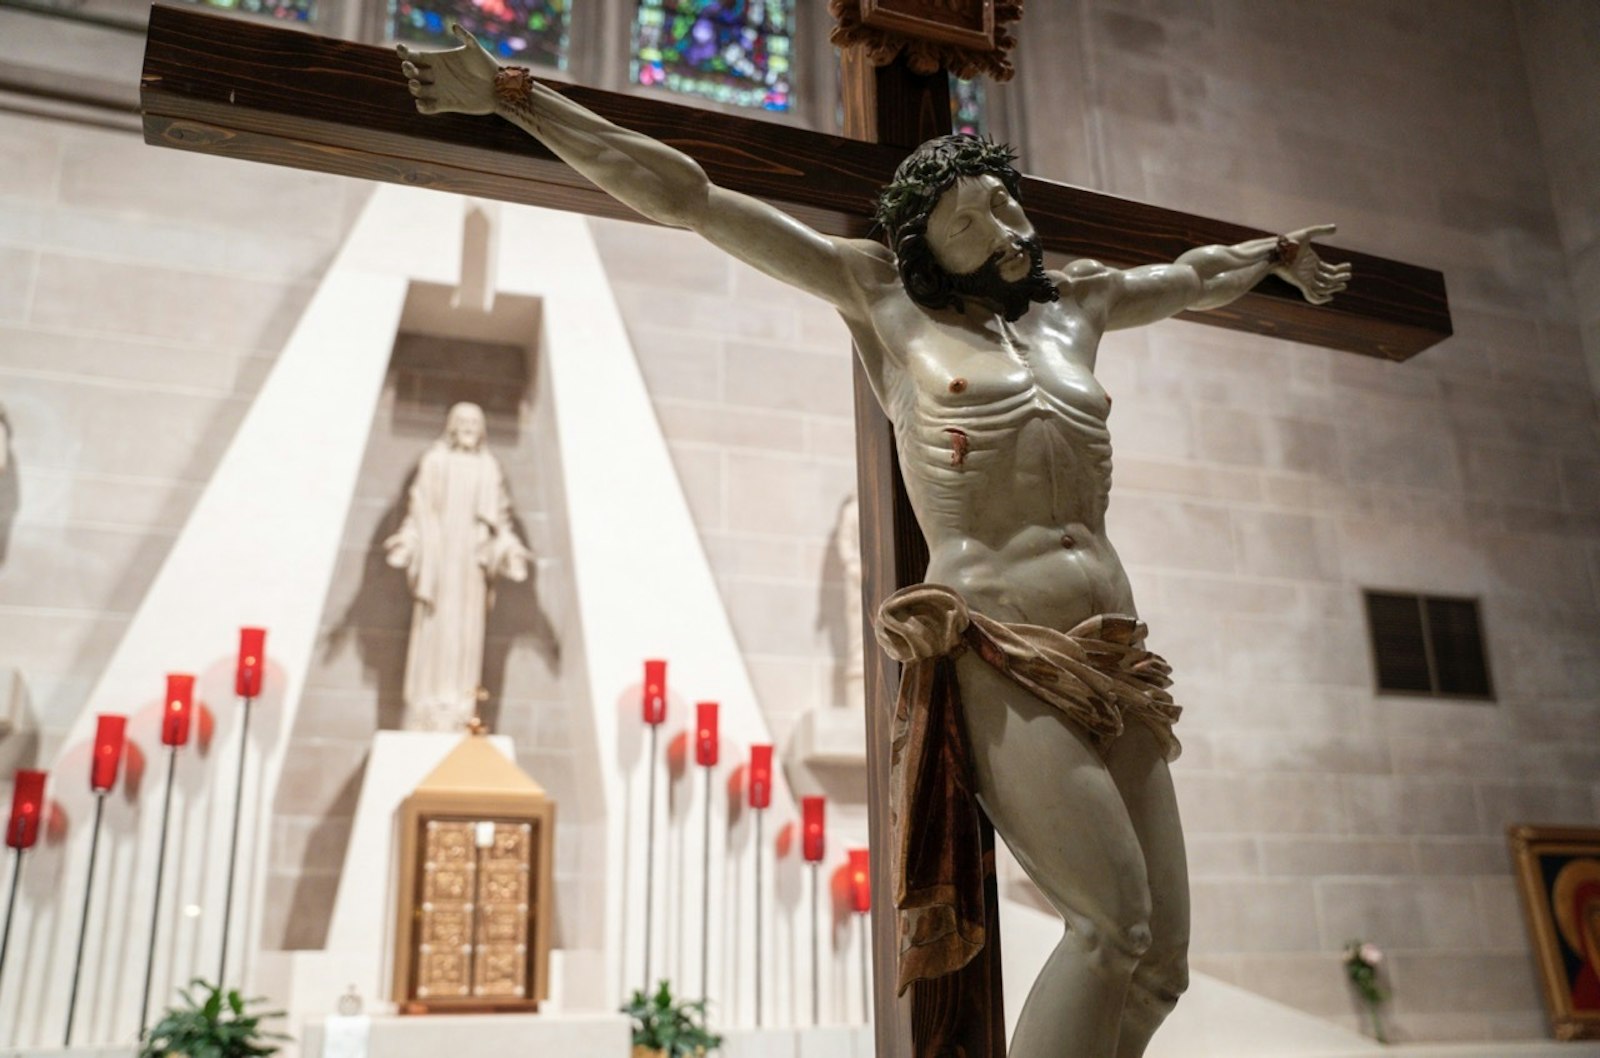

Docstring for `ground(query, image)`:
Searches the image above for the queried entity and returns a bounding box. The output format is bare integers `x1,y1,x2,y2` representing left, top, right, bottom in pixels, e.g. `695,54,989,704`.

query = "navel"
948,377,967,394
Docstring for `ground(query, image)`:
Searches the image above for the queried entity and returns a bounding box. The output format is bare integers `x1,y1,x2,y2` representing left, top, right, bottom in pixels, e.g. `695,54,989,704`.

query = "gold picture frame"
1509,824,1600,1040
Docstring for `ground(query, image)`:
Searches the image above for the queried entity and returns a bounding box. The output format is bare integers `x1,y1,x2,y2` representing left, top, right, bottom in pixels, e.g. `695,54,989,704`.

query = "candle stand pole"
64,789,108,1045
138,743,181,1037
217,693,254,987
0,846,23,989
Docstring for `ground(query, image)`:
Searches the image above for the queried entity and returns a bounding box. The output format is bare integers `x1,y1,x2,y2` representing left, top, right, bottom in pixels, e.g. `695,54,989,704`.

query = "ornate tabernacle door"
392,731,555,1013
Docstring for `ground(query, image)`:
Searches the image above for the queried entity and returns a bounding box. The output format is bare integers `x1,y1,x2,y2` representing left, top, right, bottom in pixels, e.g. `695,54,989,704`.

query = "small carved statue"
398,32,1348,1057
385,402,532,732
834,495,864,713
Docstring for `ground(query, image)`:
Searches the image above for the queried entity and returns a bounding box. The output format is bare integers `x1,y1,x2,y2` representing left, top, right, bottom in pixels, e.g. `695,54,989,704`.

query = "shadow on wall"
0,404,16,567
281,760,367,950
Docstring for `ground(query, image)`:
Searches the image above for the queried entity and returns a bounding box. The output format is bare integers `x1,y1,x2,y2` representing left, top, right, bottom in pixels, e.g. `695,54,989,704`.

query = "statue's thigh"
1103,725,1189,944
954,652,1151,929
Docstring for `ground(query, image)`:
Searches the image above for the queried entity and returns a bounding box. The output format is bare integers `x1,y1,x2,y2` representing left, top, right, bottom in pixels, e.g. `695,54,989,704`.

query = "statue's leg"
956,653,1152,1058
1104,723,1190,1058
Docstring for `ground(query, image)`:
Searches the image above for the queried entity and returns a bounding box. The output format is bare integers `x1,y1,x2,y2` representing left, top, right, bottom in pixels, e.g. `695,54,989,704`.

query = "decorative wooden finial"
468,688,489,735
830,0,1023,82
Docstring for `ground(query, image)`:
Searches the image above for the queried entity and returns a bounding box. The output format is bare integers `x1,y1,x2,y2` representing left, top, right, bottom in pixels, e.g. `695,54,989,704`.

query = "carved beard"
944,235,1058,322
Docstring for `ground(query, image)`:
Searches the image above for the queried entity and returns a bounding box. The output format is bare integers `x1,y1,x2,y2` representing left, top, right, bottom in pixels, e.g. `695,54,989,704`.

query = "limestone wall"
0,110,369,750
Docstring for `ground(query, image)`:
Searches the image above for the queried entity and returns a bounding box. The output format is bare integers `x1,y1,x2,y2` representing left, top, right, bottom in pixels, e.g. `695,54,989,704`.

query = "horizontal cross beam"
140,5,1450,360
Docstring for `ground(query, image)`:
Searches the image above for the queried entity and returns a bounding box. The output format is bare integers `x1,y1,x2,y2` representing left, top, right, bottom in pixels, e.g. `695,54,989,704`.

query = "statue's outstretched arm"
1098,225,1351,330
399,28,892,316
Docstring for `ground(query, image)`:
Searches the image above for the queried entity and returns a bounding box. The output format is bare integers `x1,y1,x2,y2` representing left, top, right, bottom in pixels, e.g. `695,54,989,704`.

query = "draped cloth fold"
874,583,1182,993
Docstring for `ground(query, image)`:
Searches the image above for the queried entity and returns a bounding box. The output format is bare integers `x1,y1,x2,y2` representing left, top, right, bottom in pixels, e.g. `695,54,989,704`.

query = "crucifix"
139,5,1449,1056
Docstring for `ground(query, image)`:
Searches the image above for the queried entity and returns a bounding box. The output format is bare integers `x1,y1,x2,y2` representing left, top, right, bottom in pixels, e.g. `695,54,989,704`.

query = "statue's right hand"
383,537,412,569
399,25,500,117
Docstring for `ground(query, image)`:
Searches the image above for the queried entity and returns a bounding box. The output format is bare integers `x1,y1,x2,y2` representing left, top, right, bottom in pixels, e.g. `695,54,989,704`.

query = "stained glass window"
391,0,571,68
950,75,987,137
631,0,793,112
193,0,314,23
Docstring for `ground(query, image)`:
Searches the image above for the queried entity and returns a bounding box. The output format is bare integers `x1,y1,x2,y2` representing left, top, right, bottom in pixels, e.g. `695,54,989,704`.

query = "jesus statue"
385,401,532,732
399,30,1348,1057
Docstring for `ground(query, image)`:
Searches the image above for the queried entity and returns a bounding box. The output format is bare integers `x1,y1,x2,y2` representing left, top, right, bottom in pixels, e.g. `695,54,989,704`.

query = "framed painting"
1510,824,1600,1040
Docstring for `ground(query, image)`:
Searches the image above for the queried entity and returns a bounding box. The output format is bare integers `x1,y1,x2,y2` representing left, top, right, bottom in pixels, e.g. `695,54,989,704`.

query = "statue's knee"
1074,916,1153,964
1132,944,1189,1008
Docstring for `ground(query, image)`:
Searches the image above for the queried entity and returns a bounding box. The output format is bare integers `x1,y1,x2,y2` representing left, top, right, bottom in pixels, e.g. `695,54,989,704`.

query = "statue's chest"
904,312,1111,428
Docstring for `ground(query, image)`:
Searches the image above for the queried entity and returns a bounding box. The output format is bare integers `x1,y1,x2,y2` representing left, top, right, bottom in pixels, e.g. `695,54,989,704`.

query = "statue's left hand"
1275,224,1352,306
399,24,499,116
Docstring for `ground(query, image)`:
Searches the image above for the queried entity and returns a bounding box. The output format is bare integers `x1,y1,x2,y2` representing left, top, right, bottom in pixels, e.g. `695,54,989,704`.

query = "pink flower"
1358,943,1384,966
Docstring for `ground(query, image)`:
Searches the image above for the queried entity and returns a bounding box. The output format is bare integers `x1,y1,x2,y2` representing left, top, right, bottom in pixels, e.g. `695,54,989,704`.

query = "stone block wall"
0,110,370,751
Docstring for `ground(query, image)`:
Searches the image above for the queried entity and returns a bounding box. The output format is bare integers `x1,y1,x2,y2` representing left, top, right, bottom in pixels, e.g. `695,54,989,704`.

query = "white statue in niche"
835,495,865,713
385,401,532,732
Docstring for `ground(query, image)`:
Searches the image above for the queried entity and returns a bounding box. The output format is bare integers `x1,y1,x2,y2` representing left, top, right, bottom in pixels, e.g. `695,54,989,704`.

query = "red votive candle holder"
90,714,126,792
802,796,825,863
6,769,46,849
236,627,267,698
748,744,773,810
162,673,195,748
642,659,667,725
849,848,871,913
695,702,719,767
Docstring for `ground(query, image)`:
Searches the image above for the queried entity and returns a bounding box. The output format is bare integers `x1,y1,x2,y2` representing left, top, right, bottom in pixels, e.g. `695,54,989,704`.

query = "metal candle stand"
697,755,710,992
0,769,46,995
216,690,254,987
638,660,668,995
66,714,125,1045
641,718,660,993
138,743,180,1036
64,789,108,1045
753,808,764,1027
810,861,820,1025
0,846,20,983
140,674,194,1036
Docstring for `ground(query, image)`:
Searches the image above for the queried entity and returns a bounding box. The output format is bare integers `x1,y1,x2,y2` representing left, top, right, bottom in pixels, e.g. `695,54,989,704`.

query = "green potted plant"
140,979,288,1058
1343,940,1389,1043
621,981,722,1058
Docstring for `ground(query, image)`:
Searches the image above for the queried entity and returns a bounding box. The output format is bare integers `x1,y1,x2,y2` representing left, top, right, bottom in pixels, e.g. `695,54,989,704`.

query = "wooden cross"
139,6,1450,1056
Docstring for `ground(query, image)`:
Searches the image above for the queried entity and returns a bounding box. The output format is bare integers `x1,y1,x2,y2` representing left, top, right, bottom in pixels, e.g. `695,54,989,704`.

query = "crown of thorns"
874,134,1021,242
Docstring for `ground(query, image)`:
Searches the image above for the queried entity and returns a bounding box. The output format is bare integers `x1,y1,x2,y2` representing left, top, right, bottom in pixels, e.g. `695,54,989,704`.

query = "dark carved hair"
874,134,1033,314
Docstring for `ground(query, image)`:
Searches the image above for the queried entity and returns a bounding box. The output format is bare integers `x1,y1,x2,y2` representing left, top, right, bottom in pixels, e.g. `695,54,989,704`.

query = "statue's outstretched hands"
1276,224,1352,305
399,24,499,116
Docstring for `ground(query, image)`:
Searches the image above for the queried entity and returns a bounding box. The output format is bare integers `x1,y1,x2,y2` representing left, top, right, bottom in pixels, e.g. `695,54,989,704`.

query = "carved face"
445,402,487,451
926,174,1037,281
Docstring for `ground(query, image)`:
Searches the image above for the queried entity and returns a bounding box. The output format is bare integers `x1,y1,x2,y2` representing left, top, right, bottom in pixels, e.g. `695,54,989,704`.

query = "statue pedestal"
325,731,518,966
790,708,866,766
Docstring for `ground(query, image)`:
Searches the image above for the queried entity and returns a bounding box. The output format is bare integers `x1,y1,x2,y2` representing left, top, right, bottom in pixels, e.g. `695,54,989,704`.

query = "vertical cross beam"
841,45,1008,1058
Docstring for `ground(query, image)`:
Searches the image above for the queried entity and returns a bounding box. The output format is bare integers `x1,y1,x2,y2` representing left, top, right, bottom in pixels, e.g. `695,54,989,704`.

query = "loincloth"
874,583,1182,993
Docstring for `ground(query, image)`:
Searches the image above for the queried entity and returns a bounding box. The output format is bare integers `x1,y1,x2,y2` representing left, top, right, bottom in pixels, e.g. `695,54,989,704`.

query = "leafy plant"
621,980,721,1057
140,979,289,1058
1343,940,1389,1043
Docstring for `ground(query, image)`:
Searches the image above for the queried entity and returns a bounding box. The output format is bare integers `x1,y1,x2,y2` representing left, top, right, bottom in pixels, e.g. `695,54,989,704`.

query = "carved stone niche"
391,732,556,1013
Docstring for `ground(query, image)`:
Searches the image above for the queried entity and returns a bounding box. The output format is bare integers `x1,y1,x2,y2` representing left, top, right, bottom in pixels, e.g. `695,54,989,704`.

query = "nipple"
949,378,968,394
